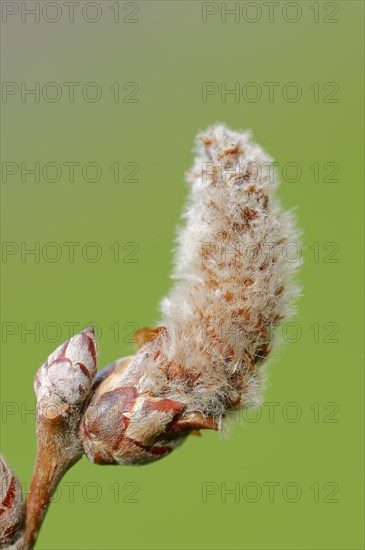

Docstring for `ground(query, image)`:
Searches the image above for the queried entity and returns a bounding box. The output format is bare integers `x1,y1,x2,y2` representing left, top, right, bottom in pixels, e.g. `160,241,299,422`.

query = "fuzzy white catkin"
139,124,301,420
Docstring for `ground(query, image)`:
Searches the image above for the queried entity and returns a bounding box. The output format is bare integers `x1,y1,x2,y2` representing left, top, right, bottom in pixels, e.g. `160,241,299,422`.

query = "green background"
1,1,364,548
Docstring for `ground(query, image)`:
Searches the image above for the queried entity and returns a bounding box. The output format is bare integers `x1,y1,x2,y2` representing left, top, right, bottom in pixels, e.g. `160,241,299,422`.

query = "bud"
0,455,24,548
34,326,98,418
79,354,186,465
80,349,217,465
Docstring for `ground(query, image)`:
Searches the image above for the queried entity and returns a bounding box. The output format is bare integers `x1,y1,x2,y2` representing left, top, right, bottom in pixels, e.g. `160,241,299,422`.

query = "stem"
21,413,83,550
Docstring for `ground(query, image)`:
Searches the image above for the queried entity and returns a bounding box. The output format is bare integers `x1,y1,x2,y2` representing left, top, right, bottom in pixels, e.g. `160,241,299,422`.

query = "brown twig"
21,412,83,549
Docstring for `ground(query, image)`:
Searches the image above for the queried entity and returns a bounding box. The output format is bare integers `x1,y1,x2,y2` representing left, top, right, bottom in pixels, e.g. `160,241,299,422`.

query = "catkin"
141,124,301,418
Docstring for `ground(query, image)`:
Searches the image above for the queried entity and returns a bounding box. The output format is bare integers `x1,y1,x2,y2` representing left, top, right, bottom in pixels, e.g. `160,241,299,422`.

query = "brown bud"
80,349,217,466
0,455,24,548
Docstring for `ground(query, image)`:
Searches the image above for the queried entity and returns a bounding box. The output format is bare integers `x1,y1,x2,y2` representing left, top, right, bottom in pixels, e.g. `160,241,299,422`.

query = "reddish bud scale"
0,456,24,548
80,347,217,465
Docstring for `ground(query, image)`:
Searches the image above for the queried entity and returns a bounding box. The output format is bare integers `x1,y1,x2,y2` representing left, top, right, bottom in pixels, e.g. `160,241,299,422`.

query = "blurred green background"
1,1,363,549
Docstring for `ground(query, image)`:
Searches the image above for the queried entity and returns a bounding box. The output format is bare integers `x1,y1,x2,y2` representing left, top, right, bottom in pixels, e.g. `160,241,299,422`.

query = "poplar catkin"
80,124,301,465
